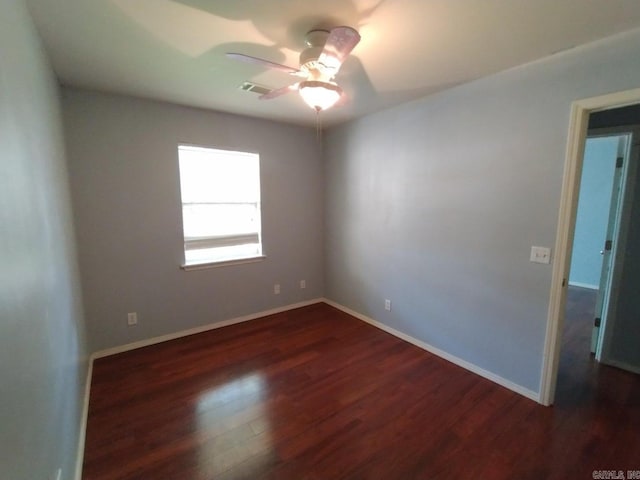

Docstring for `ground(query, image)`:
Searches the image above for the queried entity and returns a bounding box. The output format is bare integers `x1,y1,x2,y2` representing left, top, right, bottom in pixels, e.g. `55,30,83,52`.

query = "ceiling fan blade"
259,83,299,100
318,26,361,74
226,53,302,76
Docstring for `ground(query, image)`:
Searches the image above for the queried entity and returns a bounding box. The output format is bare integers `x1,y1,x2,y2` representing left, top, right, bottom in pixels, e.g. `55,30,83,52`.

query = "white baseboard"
323,298,541,404
74,357,93,480
92,298,324,359
568,281,599,290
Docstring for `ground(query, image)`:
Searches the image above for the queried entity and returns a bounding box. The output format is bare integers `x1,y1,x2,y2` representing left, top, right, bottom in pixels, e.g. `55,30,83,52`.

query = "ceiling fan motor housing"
300,29,331,77
299,47,323,72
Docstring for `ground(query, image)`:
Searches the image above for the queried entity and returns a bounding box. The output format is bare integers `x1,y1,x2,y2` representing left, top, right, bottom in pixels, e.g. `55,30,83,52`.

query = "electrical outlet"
127,312,138,326
274,284,280,295
300,280,306,289
385,299,392,311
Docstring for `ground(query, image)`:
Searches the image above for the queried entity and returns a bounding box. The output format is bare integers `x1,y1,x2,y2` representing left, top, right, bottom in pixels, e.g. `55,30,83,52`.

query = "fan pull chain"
315,107,322,143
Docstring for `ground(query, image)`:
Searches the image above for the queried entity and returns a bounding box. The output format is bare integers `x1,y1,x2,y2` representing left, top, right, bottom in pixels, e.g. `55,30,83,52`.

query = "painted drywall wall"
63,89,324,352
0,1,88,479
569,136,618,289
324,28,640,394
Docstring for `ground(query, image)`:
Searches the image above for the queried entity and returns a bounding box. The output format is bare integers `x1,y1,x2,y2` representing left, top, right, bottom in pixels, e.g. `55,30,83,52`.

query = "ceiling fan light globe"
298,80,342,111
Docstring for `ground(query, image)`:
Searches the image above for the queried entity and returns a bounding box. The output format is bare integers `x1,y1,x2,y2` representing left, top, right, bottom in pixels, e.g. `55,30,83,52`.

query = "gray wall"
0,1,88,479
63,89,324,352
324,28,640,394
569,136,618,288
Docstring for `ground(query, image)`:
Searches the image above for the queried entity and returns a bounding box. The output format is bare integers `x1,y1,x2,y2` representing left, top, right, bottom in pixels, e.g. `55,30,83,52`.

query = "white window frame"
177,144,264,270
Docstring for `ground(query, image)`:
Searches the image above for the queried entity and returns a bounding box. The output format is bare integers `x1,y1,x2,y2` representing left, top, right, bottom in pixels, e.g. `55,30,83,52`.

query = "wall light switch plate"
530,246,551,264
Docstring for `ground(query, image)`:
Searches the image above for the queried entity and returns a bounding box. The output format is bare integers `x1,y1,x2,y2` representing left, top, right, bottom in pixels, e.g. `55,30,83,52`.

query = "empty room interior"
3,1,640,479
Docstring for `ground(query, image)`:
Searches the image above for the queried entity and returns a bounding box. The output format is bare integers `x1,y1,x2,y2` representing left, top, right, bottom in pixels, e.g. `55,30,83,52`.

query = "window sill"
181,255,266,271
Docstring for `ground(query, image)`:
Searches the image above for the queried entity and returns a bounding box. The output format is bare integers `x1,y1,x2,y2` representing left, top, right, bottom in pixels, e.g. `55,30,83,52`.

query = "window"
178,145,263,267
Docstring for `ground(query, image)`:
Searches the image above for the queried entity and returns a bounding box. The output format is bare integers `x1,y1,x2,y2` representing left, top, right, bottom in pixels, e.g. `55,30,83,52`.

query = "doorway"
540,88,640,406
568,132,630,356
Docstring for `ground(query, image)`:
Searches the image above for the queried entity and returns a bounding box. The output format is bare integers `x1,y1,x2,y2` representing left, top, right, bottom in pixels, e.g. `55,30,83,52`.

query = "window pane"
177,145,263,266
182,204,259,238
179,147,260,203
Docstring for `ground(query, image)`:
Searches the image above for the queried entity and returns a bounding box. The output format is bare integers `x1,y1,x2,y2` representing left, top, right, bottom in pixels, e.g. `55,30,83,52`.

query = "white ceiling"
25,0,640,127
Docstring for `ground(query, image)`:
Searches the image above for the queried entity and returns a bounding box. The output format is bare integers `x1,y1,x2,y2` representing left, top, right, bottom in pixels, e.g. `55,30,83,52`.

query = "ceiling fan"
227,26,361,112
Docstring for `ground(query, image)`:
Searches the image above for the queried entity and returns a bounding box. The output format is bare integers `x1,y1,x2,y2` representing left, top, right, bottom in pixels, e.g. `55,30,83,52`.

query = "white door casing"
539,87,640,406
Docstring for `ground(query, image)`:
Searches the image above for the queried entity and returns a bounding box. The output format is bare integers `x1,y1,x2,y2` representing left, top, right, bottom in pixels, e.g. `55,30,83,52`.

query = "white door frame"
539,87,640,406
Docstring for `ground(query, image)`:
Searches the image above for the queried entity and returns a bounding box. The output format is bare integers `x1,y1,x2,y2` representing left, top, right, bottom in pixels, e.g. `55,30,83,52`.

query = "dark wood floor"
83,290,640,479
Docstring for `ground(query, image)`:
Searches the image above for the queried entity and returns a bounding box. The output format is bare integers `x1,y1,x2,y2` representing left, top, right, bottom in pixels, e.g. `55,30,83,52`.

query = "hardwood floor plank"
83,294,640,479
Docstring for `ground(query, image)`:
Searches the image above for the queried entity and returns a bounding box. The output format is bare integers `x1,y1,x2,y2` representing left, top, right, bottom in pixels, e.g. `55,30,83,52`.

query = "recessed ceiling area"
25,0,640,127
